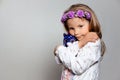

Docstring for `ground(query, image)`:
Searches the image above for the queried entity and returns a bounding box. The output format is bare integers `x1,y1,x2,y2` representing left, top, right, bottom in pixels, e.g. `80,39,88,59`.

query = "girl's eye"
68,27,74,30
79,25,83,28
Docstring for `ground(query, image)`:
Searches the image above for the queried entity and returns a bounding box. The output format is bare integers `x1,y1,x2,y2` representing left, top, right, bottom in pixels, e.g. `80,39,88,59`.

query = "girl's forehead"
67,18,88,25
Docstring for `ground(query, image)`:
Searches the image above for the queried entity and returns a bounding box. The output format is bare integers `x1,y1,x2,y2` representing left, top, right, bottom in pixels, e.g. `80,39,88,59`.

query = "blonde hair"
62,3,106,56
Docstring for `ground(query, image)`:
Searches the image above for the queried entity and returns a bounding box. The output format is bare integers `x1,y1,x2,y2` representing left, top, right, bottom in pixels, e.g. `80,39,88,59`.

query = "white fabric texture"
55,39,101,80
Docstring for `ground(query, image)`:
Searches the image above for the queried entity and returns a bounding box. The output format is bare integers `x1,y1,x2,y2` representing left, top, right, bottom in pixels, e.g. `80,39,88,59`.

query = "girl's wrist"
78,40,84,48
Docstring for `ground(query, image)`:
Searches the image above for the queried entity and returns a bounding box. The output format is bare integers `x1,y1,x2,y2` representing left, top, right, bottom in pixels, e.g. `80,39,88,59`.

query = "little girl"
54,3,106,80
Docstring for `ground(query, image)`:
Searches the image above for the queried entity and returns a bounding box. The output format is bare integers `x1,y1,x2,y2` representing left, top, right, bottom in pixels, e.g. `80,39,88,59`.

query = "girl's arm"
54,32,98,55
55,39,101,75
78,32,99,48
54,32,98,64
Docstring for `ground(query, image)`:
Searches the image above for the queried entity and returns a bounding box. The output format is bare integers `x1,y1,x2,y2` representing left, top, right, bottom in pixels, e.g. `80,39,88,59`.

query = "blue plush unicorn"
63,33,77,47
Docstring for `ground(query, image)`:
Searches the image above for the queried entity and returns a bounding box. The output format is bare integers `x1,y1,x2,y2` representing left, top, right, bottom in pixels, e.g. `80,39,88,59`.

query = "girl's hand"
78,32,99,48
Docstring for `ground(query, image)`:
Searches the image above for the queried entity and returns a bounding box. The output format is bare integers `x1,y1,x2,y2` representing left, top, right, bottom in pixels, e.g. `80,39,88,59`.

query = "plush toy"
63,33,77,47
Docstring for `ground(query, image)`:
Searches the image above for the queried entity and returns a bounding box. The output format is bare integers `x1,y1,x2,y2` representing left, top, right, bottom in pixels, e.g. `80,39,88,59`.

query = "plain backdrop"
0,0,120,80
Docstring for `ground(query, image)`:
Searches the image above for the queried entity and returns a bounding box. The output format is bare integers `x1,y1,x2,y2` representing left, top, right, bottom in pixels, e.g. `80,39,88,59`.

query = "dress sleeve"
55,39,101,75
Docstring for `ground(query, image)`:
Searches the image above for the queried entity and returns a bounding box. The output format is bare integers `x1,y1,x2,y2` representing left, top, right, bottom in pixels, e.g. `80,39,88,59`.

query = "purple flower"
61,11,75,23
76,10,84,18
61,14,67,23
85,11,91,20
67,11,75,19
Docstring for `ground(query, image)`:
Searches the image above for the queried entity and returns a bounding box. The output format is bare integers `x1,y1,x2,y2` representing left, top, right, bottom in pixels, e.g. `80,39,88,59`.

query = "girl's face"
67,18,90,41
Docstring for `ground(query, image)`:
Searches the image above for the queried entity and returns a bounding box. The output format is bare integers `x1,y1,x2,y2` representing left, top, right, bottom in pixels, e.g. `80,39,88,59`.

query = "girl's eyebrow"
78,22,84,25
68,26,74,29
78,24,83,26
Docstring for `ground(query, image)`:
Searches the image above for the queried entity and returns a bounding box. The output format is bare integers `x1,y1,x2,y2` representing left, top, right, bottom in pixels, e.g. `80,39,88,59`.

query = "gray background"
0,0,120,80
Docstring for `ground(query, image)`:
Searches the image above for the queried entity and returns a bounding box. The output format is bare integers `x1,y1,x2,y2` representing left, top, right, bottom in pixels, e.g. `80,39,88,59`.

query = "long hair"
62,3,106,56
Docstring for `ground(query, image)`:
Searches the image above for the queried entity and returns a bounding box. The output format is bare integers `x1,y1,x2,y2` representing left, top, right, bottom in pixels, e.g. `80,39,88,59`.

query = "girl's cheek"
69,30,74,35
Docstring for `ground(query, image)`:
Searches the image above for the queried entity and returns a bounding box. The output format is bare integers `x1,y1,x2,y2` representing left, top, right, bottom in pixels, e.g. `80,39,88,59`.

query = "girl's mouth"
76,35,84,41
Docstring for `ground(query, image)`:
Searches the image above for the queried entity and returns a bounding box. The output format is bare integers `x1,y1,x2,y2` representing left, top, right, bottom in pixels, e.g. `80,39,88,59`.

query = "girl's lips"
76,35,82,39
76,35,84,40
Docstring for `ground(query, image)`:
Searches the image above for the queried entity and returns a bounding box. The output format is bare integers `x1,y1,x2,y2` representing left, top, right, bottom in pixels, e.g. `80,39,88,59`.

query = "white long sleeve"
55,39,101,75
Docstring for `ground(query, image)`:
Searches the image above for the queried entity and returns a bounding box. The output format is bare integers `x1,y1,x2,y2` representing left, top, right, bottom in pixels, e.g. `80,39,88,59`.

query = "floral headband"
61,10,91,23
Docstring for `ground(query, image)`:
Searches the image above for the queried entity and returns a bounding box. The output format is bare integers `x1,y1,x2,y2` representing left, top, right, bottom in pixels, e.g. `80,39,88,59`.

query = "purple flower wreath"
61,10,91,23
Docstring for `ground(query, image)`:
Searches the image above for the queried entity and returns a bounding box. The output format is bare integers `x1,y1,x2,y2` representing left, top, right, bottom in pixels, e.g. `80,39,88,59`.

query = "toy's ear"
63,33,67,37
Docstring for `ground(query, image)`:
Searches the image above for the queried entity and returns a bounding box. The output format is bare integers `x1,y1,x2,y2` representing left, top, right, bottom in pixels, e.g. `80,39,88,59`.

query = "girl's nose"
74,29,79,36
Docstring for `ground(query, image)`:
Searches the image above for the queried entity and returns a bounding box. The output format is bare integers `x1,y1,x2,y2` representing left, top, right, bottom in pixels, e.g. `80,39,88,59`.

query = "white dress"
55,39,102,80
